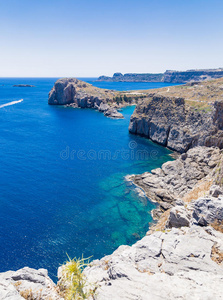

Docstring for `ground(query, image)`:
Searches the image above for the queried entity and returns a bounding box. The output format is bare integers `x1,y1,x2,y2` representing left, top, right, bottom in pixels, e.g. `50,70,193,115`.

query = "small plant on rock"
59,255,96,300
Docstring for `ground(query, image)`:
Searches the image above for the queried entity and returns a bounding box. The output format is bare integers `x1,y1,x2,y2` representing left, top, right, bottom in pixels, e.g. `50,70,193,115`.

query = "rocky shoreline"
78,146,223,299
1,77,223,299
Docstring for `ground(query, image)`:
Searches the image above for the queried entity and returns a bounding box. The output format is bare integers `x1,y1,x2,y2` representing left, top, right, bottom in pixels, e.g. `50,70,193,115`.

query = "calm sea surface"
0,78,175,280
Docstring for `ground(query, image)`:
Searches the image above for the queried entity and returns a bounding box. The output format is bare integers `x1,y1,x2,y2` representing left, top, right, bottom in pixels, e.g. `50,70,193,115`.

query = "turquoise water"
0,78,173,280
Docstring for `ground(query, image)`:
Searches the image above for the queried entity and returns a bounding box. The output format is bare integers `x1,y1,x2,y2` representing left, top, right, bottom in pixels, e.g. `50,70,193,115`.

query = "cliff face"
48,78,114,107
97,68,223,83
164,69,223,83
48,78,125,118
129,94,223,153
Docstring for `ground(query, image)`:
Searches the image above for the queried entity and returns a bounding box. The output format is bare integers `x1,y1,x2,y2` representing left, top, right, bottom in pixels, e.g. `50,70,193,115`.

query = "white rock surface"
84,225,223,300
0,267,63,300
192,196,223,226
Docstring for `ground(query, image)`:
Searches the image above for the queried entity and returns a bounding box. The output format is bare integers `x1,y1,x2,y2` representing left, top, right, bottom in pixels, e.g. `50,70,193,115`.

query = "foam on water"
0,99,23,108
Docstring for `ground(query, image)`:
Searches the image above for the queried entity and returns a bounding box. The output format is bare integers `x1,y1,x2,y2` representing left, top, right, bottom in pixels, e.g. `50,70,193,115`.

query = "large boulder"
192,196,223,226
166,206,191,228
0,267,62,300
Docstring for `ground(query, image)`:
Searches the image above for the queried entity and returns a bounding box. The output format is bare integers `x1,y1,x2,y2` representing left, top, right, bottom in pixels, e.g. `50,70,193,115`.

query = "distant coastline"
97,68,223,83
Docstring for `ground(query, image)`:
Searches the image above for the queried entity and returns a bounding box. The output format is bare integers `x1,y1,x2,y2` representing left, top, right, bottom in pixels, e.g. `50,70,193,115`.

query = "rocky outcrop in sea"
48,78,125,119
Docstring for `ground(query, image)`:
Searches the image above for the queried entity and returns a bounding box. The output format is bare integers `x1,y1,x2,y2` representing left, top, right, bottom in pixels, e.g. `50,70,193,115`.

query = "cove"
0,78,173,279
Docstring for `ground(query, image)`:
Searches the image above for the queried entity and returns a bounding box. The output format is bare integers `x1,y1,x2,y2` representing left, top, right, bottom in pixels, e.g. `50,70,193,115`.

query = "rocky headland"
129,78,223,152
97,68,223,83
1,77,223,299
48,78,142,119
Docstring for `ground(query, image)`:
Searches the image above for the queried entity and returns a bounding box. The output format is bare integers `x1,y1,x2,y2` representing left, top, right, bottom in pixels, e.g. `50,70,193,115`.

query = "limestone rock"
129,94,223,152
192,196,223,226
104,108,124,119
166,206,191,228
209,185,223,198
48,78,124,119
0,267,62,300
132,147,222,214
84,225,223,300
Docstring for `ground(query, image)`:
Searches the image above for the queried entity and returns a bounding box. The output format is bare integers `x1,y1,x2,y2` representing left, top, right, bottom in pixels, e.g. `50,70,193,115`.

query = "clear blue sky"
0,0,223,77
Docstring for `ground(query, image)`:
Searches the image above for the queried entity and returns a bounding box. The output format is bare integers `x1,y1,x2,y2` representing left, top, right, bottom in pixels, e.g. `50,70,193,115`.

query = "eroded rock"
0,267,62,300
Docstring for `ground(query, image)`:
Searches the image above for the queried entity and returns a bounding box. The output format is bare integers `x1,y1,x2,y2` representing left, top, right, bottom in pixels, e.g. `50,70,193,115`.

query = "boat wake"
0,99,23,108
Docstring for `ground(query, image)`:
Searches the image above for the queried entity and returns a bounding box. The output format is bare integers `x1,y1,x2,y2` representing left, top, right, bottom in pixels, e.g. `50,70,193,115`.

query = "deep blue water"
0,78,173,280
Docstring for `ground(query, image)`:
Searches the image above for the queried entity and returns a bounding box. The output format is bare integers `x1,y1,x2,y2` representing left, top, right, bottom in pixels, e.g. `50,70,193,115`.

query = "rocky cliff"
48,78,126,119
97,68,223,83
129,78,223,152
164,68,223,83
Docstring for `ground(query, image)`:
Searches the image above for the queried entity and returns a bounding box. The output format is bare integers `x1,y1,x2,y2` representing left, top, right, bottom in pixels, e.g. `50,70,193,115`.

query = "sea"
0,78,176,280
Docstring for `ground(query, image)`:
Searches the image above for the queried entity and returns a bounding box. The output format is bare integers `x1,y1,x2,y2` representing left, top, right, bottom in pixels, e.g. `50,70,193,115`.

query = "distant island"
13,84,35,87
97,68,223,83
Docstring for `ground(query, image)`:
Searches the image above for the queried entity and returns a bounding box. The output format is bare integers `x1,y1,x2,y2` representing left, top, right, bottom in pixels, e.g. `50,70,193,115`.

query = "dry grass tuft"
148,209,170,233
211,244,223,265
211,219,223,234
19,289,42,300
182,178,213,203
58,255,96,300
